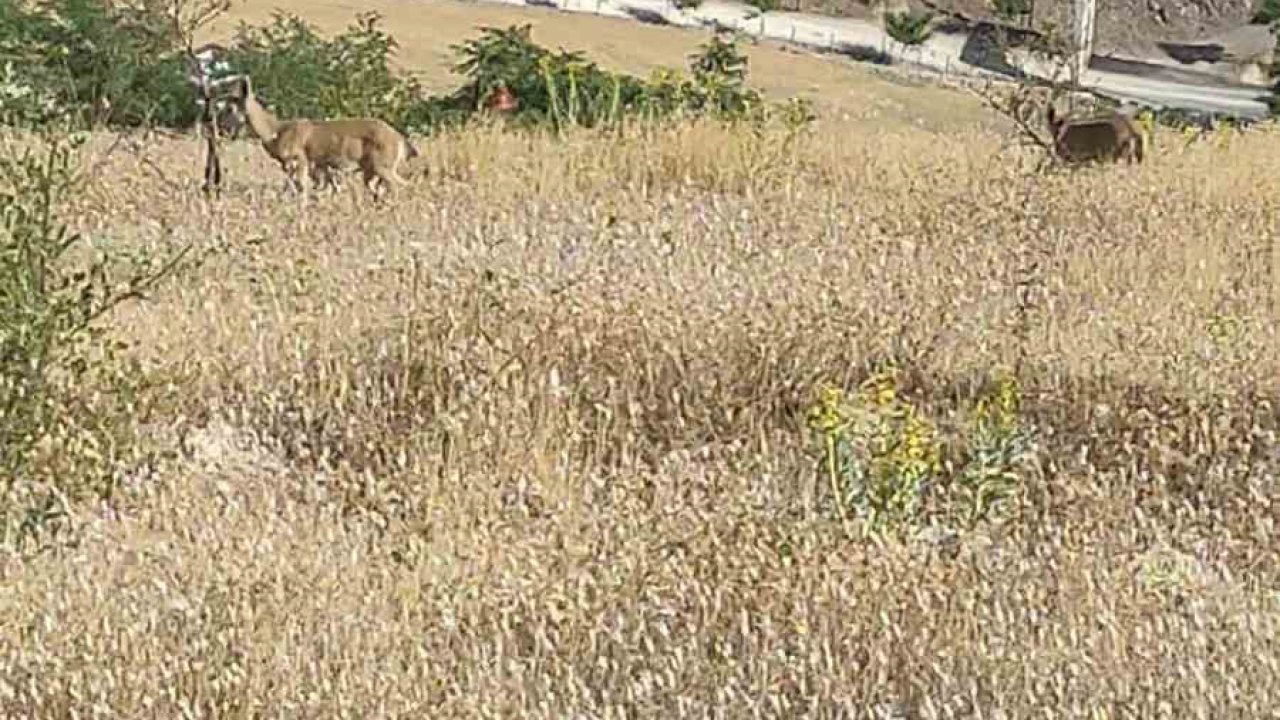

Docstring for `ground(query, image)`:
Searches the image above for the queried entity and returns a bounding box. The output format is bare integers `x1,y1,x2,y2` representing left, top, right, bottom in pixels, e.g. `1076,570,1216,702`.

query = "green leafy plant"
0,61,61,128
1253,0,1280,24
807,366,1038,537
682,34,763,119
223,11,440,131
445,25,770,130
885,10,935,47
0,133,193,549
952,370,1036,527
448,24,648,130
807,366,941,536
0,0,200,128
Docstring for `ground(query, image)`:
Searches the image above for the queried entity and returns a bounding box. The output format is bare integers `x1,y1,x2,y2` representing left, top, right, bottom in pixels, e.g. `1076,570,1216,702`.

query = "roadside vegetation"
0,0,1276,715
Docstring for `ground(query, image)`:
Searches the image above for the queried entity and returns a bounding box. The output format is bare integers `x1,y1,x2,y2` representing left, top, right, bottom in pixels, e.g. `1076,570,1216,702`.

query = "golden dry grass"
2,113,1280,716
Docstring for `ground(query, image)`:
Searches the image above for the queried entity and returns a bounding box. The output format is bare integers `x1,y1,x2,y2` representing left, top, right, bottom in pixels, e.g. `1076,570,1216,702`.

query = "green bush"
885,10,935,47
0,3,799,135
0,0,197,128
222,11,447,132
1253,0,1280,24
444,24,649,130
440,24,769,130
0,132,192,548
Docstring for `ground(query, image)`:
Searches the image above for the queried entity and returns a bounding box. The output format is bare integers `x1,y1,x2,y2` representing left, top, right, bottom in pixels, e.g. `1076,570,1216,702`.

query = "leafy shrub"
0,62,61,128
0,0,197,128
442,25,769,130
744,0,780,12
219,19,773,135
885,10,935,47
673,0,705,9
0,133,192,548
1253,0,1280,24
0,2,800,135
630,46,759,122
445,24,649,130
223,11,444,132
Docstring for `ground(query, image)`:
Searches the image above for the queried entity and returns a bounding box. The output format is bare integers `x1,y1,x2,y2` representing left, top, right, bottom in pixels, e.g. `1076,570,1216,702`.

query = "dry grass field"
1,2,1279,715
0,113,1277,717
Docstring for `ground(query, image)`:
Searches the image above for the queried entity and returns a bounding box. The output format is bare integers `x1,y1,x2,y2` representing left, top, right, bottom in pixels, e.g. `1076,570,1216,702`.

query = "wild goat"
228,75,420,201
1045,103,1146,165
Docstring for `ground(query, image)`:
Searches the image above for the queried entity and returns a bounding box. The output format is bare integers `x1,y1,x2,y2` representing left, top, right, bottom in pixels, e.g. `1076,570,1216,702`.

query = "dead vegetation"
0,113,1278,716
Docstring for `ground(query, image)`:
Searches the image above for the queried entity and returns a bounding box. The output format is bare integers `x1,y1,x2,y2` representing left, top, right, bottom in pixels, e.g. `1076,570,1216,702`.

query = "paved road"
478,0,1273,118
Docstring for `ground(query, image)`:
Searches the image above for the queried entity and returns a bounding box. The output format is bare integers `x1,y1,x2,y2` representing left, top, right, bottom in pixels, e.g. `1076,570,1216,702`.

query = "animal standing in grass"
1046,103,1147,165
228,75,420,202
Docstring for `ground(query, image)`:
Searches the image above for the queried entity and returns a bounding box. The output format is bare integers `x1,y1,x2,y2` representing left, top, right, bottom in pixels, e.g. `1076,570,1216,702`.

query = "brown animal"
1046,103,1146,165
229,75,420,202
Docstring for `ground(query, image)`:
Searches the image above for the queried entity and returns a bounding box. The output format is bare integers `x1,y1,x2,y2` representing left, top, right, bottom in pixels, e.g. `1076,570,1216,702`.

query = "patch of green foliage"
221,11,450,132
884,10,935,47
0,132,194,550
433,25,775,131
0,1,801,135
806,366,1037,538
0,0,196,128
1252,0,1280,24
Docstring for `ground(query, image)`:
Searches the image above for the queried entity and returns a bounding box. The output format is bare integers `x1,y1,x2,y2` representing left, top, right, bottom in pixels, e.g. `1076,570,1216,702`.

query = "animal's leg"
284,156,310,209
279,159,302,197
315,164,345,194
375,165,409,203
309,164,326,192
359,164,385,205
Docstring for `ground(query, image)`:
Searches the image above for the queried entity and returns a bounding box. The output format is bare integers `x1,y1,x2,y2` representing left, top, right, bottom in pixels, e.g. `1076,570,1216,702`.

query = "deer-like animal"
1045,102,1147,165
229,75,420,202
